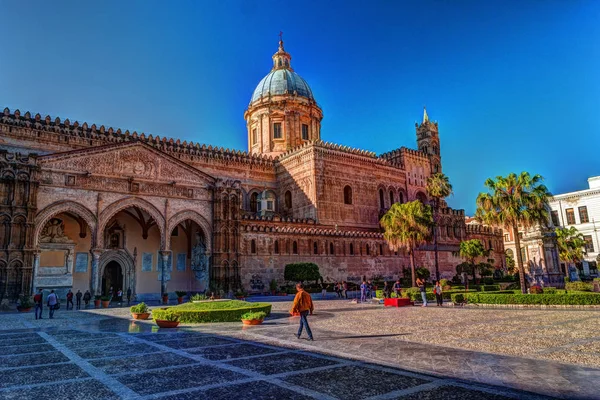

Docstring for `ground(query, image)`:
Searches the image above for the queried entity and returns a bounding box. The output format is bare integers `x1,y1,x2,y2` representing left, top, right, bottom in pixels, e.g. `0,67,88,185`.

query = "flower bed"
153,300,272,323
451,292,600,305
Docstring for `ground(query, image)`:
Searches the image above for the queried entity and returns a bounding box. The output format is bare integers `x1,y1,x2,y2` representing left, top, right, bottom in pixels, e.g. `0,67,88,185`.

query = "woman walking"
416,277,427,307
434,281,443,306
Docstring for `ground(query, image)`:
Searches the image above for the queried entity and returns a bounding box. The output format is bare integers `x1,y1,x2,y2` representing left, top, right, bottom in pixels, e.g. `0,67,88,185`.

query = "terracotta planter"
177,297,183,304
162,296,169,305
17,307,31,312
235,296,245,300
242,319,264,325
94,300,101,308
155,319,180,328
101,301,110,308
131,312,150,320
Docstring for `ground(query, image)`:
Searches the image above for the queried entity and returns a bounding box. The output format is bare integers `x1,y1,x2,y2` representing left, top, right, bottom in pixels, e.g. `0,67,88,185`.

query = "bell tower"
415,107,442,173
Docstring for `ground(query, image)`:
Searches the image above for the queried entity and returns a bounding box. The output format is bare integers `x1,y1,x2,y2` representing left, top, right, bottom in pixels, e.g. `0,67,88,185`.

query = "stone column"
90,249,102,296
31,251,41,292
160,251,170,296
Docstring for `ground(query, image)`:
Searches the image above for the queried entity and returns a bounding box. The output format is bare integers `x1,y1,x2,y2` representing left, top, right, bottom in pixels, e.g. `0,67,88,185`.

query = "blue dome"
251,69,314,103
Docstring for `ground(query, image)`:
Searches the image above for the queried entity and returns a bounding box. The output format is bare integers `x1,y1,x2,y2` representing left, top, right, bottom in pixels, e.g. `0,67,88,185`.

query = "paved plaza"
1,300,599,399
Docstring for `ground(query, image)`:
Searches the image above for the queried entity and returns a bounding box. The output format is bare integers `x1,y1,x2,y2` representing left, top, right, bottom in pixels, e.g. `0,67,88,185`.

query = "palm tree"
426,173,453,281
380,200,433,287
555,226,586,278
475,172,551,293
459,239,489,282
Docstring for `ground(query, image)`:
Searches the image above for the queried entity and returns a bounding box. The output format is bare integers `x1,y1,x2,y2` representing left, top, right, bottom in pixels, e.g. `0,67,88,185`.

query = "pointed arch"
166,210,212,253
34,200,97,248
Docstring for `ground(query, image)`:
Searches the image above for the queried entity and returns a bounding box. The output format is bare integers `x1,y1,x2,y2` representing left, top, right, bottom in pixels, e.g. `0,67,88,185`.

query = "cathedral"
0,38,504,301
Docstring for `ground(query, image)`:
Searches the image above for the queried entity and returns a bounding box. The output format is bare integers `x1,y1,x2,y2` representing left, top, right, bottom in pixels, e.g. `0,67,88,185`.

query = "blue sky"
1,0,598,214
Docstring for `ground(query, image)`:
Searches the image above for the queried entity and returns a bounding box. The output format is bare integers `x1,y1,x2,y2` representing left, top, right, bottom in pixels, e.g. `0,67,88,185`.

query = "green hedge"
451,292,600,305
284,263,320,282
480,285,501,292
565,282,594,292
153,300,272,323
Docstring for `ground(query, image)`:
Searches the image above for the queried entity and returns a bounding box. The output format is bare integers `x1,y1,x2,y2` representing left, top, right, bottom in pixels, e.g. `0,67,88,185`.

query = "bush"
483,278,495,285
544,287,558,294
480,285,501,292
269,279,278,292
19,295,33,309
152,309,180,322
284,263,320,283
241,311,267,321
130,302,148,313
175,291,187,298
565,282,593,292
156,300,272,323
450,292,600,305
94,295,102,300
190,293,208,301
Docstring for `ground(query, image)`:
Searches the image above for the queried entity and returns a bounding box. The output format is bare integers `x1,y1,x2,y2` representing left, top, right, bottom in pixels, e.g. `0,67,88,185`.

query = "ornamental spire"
423,106,429,123
272,31,293,71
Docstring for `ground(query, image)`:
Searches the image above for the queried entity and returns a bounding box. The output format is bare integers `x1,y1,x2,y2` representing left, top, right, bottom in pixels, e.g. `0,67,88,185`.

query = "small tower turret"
415,107,442,173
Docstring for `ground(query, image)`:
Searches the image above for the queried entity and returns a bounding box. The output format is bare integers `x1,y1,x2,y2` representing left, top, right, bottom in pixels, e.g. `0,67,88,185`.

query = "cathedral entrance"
102,261,123,299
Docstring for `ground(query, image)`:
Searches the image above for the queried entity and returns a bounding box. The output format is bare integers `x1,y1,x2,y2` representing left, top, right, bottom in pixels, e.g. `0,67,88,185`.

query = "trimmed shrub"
130,302,149,313
241,311,267,320
451,292,600,305
565,282,593,292
480,285,501,292
156,300,272,323
152,309,180,322
284,263,320,283
544,287,558,294
483,278,495,285
439,279,449,287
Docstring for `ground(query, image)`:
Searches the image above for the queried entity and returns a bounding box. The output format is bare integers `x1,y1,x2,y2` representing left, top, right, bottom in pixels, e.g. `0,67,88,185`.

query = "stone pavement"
0,301,599,399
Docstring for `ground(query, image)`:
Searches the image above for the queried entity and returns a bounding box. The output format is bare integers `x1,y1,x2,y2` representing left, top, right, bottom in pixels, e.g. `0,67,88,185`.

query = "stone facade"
0,39,504,300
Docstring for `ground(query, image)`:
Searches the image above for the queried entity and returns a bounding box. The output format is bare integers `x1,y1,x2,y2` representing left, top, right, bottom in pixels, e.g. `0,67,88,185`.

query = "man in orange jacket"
291,283,314,341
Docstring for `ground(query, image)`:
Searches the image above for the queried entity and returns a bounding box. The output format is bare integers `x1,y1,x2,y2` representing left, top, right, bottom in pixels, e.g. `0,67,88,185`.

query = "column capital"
90,249,103,258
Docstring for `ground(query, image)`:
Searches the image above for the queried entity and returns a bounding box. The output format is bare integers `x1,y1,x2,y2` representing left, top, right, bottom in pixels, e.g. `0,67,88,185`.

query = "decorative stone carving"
191,231,209,288
39,218,73,243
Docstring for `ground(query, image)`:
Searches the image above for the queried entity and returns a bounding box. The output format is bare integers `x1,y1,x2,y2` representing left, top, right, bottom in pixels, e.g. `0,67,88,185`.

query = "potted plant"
94,295,101,308
175,291,187,304
241,311,267,325
154,309,180,328
130,302,150,320
162,293,169,305
17,295,33,312
100,296,111,308
190,293,207,303
234,289,247,300
269,279,277,295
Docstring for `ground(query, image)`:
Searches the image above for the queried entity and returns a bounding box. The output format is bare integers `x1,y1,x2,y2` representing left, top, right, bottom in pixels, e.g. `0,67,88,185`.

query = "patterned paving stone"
396,385,516,399
116,364,248,395
283,365,431,400
0,363,89,388
0,379,119,400
0,336,45,347
0,343,55,356
158,336,237,349
89,351,197,374
73,343,154,359
226,352,341,376
0,351,69,369
188,343,282,360
134,331,209,342
155,380,315,400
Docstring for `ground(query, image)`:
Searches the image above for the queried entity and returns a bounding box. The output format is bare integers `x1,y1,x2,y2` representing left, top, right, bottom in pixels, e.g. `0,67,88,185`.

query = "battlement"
379,147,429,165
438,207,465,217
1,107,276,167
465,224,502,235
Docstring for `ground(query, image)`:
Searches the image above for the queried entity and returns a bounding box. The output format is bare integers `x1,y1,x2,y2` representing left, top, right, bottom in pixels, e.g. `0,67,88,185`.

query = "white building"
548,176,600,278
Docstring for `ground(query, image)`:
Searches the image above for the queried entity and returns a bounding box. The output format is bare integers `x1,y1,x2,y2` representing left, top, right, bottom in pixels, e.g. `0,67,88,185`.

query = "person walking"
320,282,328,300
416,278,427,307
47,290,58,319
342,281,348,299
117,288,123,305
291,283,314,341
393,280,402,298
382,281,390,299
66,290,74,310
75,290,82,310
34,289,43,320
366,280,373,299
127,287,132,306
434,281,443,306
360,280,367,303
83,290,91,308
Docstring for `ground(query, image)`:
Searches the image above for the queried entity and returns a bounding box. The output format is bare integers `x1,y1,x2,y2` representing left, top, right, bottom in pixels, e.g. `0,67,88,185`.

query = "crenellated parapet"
438,207,465,217
1,107,276,169
466,224,502,236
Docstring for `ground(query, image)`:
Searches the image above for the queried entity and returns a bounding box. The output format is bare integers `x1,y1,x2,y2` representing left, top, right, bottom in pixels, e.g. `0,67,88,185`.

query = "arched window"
416,192,427,205
366,244,370,256
274,240,279,254
379,244,383,255
313,242,318,255
349,243,354,255
344,185,353,205
292,241,298,254
250,239,256,254
447,226,453,238
250,192,258,212
379,189,384,209
330,242,334,255
284,190,292,209
488,239,493,250
389,191,394,206
399,192,404,204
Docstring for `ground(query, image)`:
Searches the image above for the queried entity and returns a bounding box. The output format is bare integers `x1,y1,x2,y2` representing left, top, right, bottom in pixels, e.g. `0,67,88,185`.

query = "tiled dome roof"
251,69,314,103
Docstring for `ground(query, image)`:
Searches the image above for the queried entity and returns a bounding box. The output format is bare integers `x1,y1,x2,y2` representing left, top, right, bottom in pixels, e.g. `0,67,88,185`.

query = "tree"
380,200,433,287
505,250,516,274
555,226,586,277
426,173,453,281
459,239,488,281
475,172,551,293
284,263,320,283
